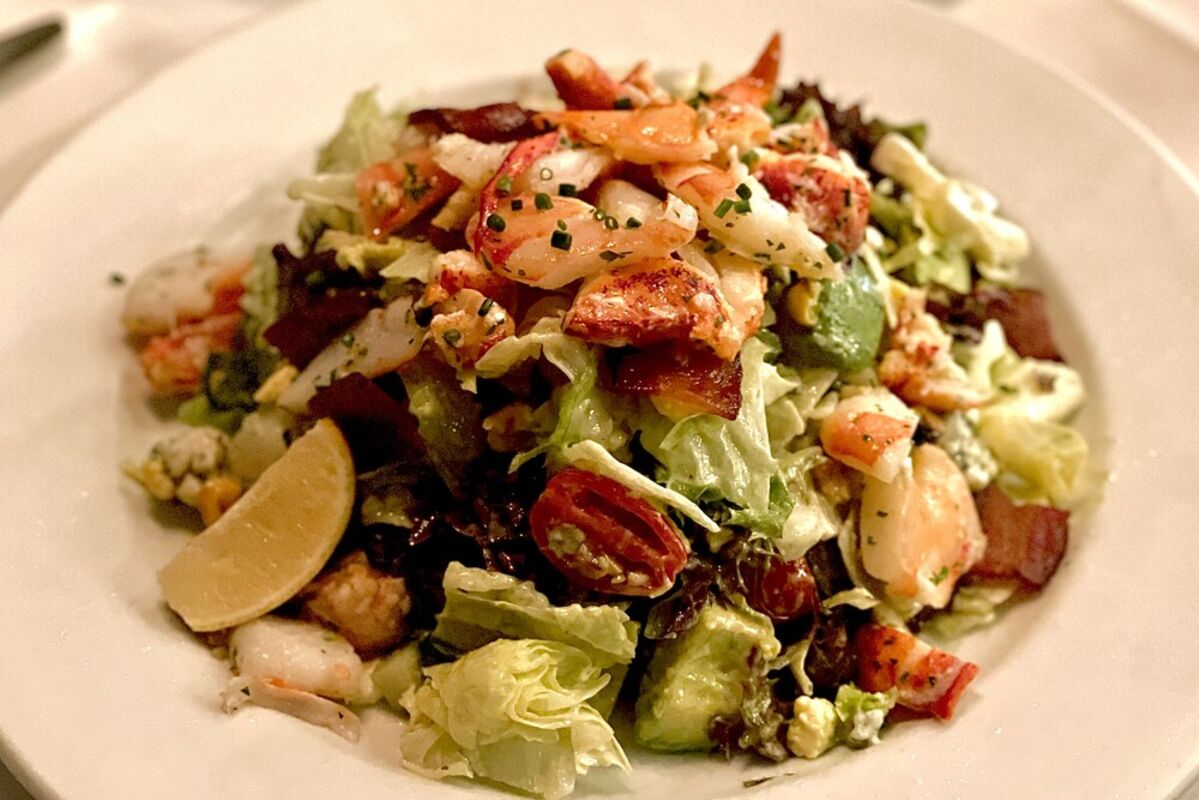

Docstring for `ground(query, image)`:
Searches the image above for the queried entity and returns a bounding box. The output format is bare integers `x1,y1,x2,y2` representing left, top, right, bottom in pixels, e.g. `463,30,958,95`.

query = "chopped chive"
550,230,573,251
625,216,642,228
510,198,524,211
556,219,568,231
733,199,752,214
108,272,126,285
714,199,735,218
603,216,619,230
613,97,633,110
485,213,507,232
442,329,462,346
478,297,494,316
826,242,845,261
340,333,355,347
599,250,620,262
496,175,513,194
735,183,752,200
740,150,761,170
703,240,726,254
558,183,577,197
534,192,553,210
539,167,554,181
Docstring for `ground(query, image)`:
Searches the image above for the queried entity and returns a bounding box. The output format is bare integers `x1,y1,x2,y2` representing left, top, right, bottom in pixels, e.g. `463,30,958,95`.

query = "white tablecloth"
1,1,1196,797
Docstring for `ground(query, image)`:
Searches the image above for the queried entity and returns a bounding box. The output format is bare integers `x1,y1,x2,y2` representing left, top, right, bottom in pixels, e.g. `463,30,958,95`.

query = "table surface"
1,1,1197,797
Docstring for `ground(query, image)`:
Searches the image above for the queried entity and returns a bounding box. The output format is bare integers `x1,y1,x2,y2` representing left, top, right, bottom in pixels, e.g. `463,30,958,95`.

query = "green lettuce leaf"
314,230,439,280
641,337,782,521
475,315,591,381
922,580,1018,640
399,639,630,800
240,245,279,348
775,446,839,560
978,410,1088,506
316,89,406,173
432,562,638,669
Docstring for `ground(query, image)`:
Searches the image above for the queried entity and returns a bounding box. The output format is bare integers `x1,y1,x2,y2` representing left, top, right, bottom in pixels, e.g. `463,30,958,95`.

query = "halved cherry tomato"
730,547,820,622
529,468,688,597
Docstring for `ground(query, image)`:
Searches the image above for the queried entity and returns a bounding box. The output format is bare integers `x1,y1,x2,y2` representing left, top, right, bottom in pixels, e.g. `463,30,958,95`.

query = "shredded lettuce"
475,316,591,382
316,89,405,174
775,446,840,560
399,639,630,800
314,230,440,280
641,337,783,523
978,410,1089,506
765,367,837,454
822,587,879,611
922,580,1018,640
871,133,1029,283
432,563,638,669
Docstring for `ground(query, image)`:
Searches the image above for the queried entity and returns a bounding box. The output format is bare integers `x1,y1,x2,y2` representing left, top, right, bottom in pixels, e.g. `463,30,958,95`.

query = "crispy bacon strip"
615,344,743,420
970,484,1070,589
408,103,541,143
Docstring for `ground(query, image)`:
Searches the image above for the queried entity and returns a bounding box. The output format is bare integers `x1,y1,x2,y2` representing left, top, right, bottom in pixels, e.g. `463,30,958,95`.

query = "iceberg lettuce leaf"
399,639,630,800
432,562,638,668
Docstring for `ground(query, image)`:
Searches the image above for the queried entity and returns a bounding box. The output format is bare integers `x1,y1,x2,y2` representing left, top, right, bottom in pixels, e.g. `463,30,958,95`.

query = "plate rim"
1,0,1197,798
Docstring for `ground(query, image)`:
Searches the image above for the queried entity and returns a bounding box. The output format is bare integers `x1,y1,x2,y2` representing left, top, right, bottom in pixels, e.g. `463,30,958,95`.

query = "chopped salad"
121,34,1094,800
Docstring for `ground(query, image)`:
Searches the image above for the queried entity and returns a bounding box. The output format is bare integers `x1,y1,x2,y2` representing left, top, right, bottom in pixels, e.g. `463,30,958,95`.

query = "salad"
121,34,1093,799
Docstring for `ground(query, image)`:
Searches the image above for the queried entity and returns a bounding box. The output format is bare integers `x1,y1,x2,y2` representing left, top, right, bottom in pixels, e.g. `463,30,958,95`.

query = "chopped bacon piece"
855,623,979,721
355,147,460,238
615,344,743,420
973,285,1063,362
928,284,1064,362
970,484,1070,589
407,103,542,143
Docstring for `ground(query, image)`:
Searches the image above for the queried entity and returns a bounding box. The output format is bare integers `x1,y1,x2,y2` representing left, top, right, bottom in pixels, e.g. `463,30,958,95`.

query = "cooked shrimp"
565,257,741,359
545,49,668,109
472,191,697,289
859,444,986,608
299,551,413,657
137,312,242,395
539,103,717,164
878,285,986,412
704,32,780,151
276,295,424,412
754,151,872,254
122,248,247,337
356,145,460,238
819,387,919,482
222,616,373,742
655,161,837,279
427,288,516,370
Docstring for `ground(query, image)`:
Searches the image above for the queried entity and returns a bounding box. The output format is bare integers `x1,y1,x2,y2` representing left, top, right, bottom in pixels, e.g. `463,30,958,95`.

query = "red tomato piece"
730,548,819,622
529,468,689,597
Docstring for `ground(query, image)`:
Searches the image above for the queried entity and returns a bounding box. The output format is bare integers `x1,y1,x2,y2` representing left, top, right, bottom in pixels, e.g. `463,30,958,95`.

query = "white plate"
2,1,1198,798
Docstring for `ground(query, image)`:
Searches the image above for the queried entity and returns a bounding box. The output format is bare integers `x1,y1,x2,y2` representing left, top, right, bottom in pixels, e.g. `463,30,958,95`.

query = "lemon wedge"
158,418,355,632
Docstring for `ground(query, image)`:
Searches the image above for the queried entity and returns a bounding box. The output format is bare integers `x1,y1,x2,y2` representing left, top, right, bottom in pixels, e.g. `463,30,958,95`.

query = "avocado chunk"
634,601,781,751
779,258,885,373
